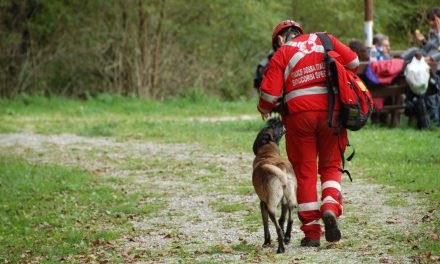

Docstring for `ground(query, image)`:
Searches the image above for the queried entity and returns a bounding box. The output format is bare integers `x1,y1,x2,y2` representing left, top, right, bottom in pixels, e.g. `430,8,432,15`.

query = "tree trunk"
150,0,166,99
137,0,150,97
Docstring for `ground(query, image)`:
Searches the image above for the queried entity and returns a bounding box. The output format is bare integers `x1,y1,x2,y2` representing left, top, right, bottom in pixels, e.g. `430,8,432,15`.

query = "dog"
252,117,297,253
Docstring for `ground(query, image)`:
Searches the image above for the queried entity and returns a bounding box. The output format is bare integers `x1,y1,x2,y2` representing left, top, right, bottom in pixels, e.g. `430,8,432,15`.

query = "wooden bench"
356,62,408,127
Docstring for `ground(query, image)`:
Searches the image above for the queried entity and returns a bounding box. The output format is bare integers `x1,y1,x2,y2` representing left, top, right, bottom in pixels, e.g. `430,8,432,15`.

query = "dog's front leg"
260,201,271,246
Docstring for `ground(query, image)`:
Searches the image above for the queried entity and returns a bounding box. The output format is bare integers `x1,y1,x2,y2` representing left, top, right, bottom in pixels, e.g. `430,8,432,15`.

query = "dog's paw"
276,246,285,254
262,240,271,247
284,236,291,244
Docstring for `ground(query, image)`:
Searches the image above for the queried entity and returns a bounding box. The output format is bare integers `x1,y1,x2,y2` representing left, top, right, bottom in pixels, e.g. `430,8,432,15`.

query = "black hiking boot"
300,237,320,247
322,210,341,242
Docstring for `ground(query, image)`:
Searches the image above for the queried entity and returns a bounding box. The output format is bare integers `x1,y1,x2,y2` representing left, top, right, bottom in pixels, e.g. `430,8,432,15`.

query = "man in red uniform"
257,20,359,247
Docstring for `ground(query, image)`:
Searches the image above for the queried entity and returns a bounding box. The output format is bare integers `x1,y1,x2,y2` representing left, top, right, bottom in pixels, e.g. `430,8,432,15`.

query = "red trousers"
284,111,347,240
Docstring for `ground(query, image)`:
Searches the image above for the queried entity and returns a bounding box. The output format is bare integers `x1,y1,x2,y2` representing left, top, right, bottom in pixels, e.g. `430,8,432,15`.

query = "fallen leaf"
194,250,209,255
87,254,97,261
380,256,395,263
222,248,233,253
216,244,225,250
266,252,276,260
122,250,130,258
421,215,433,222
92,239,101,246
386,218,399,224
104,242,115,249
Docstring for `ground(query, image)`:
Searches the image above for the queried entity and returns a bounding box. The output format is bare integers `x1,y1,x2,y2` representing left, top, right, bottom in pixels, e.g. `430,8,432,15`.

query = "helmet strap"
284,27,295,42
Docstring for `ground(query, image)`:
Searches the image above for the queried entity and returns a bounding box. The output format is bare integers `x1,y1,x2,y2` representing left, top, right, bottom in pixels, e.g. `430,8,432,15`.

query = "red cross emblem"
299,41,316,54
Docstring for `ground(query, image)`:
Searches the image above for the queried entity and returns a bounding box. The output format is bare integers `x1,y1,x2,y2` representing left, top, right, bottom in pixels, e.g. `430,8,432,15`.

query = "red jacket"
259,33,359,114
369,59,405,85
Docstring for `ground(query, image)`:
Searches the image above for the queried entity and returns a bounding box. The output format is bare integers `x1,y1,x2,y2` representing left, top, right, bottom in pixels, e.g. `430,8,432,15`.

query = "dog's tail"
261,164,288,187
261,164,296,207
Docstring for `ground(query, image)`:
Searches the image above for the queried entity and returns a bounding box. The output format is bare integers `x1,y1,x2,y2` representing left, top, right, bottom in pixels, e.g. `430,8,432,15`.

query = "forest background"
1,0,438,100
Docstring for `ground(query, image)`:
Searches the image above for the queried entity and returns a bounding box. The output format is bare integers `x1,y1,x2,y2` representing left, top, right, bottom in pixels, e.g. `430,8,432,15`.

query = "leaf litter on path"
1,133,438,264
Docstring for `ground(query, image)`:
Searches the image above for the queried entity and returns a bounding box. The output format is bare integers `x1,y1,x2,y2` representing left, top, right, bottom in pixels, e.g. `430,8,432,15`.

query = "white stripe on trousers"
322,180,342,192
298,201,320,212
322,196,339,205
305,219,321,226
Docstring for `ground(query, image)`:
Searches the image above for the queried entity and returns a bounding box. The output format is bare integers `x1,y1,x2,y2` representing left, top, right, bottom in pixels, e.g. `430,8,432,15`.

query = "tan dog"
252,118,297,253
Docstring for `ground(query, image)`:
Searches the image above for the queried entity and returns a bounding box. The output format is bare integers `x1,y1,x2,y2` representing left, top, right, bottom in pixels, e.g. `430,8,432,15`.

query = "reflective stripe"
298,201,320,212
260,91,280,104
346,57,360,69
305,219,321,226
315,45,325,53
322,180,341,192
285,42,301,48
322,196,339,205
284,86,328,102
285,34,317,48
284,47,325,81
284,52,306,80
285,42,324,52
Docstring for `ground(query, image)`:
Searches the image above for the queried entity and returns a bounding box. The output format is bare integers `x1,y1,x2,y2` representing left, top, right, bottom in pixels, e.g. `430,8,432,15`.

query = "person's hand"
434,16,440,33
414,29,426,44
427,56,438,73
257,105,271,120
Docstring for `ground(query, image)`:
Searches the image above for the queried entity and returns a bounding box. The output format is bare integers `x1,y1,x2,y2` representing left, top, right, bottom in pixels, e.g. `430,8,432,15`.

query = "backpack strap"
317,33,334,51
282,84,289,116
316,33,336,128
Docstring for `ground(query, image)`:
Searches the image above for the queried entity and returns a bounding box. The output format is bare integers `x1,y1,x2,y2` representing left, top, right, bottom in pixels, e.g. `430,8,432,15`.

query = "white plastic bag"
404,56,430,95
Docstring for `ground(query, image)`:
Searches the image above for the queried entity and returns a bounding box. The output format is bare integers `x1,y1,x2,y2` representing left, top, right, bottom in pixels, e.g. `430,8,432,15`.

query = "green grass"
0,155,161,263
1,94,440,258
0,93,255,118
2,95,438,198
244,210,261,232
349,128,440,200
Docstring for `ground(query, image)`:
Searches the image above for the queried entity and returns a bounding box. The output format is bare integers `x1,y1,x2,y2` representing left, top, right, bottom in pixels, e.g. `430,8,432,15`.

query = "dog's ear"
253,131,273,155
262,132,273,144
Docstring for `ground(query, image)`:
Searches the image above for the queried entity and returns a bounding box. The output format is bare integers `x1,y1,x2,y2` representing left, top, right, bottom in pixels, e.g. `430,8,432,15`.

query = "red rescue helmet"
272,20,304,50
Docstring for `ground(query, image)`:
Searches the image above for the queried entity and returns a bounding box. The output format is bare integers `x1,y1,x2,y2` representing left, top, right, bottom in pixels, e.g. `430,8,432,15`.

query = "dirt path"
0,133,437,263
